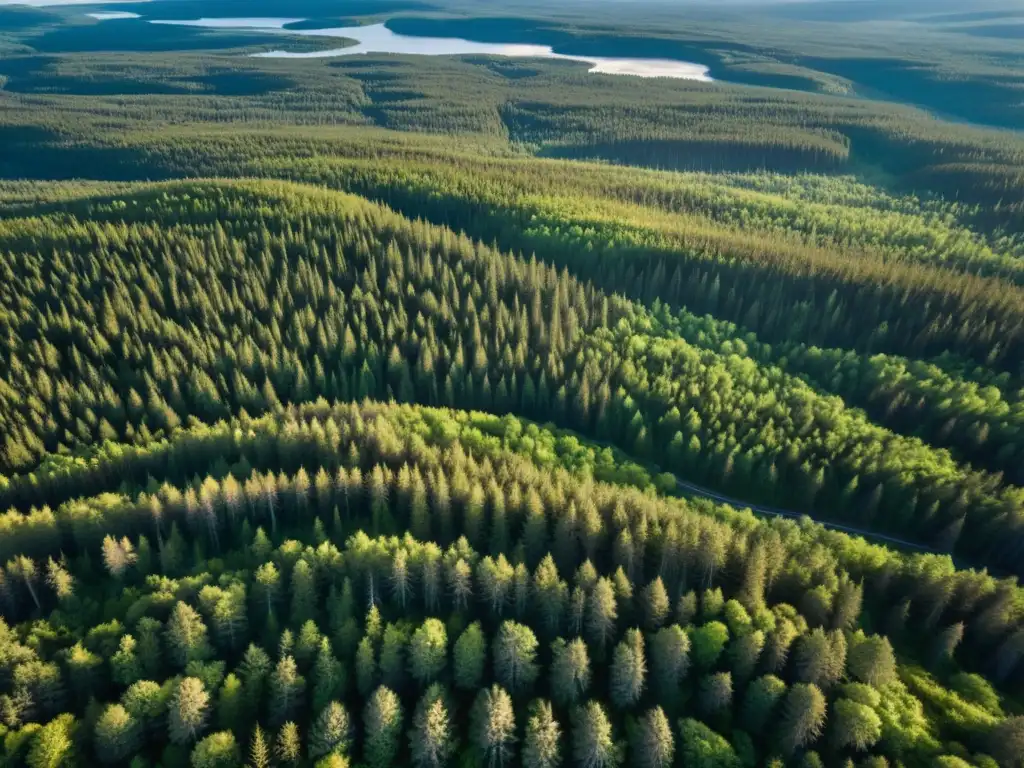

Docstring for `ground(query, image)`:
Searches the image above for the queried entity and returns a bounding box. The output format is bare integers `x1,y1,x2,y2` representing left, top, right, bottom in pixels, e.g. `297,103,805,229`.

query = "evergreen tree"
308,701,351,759
453,621,486,691
741,675,787,736
409,618,448,685
248,724,272,768
493,621,539,696
586,578,617,659
642,578,670,631
649,625,690,708
190,731,241,768
364,687,402,768
356,636,378,697
471,685,516,768
95,704,141,764
777,683,827,756
631,707,674,768
522,700,561,768
27,713,76,768
276,722,302,765
571,701,619,768
312,639,345,713
169,677,210,745
551,637,591,709
166,602,214,669
268,656,305,727
829,698,882,752
410,684,454,768
609,629,645,710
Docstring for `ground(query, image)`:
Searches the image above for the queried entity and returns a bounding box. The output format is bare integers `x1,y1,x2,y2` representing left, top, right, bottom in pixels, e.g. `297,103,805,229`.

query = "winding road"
671,475,939,553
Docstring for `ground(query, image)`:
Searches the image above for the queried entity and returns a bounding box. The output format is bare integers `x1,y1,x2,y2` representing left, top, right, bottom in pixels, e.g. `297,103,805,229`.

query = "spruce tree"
471,685,516,768
364,687,402,768
522,700,560,768
168,677,210,745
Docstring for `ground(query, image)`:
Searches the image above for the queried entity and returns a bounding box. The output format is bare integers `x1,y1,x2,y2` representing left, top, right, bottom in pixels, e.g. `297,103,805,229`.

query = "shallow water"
147,18,713,81
87,11,140,19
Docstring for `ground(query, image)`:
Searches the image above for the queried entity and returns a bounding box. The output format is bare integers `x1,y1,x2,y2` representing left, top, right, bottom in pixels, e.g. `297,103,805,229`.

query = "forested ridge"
0,179,1023,768
2,5,1024,766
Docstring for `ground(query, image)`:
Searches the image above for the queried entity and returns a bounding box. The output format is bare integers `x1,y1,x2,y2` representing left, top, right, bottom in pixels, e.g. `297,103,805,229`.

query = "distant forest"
1,1,1024,767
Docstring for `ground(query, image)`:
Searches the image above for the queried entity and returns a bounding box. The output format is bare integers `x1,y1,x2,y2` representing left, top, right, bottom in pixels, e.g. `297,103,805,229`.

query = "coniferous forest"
2,2,1024,768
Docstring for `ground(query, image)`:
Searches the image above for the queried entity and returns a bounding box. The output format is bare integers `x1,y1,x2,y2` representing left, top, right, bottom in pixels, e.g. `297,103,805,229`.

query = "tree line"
0,180,1022,573
1,401,1021,767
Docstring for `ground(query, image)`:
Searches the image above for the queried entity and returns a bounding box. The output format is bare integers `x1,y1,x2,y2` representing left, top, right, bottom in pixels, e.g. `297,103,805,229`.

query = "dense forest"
2,1,1024,767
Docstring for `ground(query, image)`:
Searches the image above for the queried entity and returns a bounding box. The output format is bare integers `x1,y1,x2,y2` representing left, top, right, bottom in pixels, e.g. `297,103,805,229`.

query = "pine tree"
94,704,141,764
248,724,272,768
532,555,568,638
846,632,896,687
777,683,827,756
649,625,690,708
493,621,539,696
191,731,242,768
290,560,317,628
586,578,618,658
631,707,674,768
216,673,245,735
308,639,344,714
741,675,787,736
238,644,271,720
269,656,305,727
409,618,448,685
453,621,486,691
410,684,454,768
931,623,964,668
642,578,670,631
697,672,733,719
27,713,75,768
356,636,378,696
276,722,302,765
168,677,210,745
829,698,881,752
378,624,407,693
550,637,591,709
165,601,214,669
609,629,645,710
471,685,516,768
571,701,619,768
364,687,402,768
111,634,143,687
794,629,846,690
522,700,560,768
308,701,351,759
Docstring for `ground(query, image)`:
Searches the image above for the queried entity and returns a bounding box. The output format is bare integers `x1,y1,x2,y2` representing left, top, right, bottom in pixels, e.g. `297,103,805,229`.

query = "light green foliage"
169,678,210,746
453,622,486,691
551,637,591,708
523,700,560,768
677,719,741,768
631,707,674,768
690,622,730,670
26,714,75,768
493,621,539,696
363,687,402,768
471,685,516,767
95,704,141,764
409,619,448,685
572,701,619,768
609,629,646,710
830,698,882,752
308,702,351,760
190,730,241,768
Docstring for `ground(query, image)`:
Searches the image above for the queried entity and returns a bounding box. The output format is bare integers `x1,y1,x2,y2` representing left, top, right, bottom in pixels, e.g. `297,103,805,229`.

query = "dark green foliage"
0,159,1019,768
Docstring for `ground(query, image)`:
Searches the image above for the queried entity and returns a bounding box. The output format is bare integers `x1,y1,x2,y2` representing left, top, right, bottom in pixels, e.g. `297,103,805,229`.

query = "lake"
146,17,713,81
